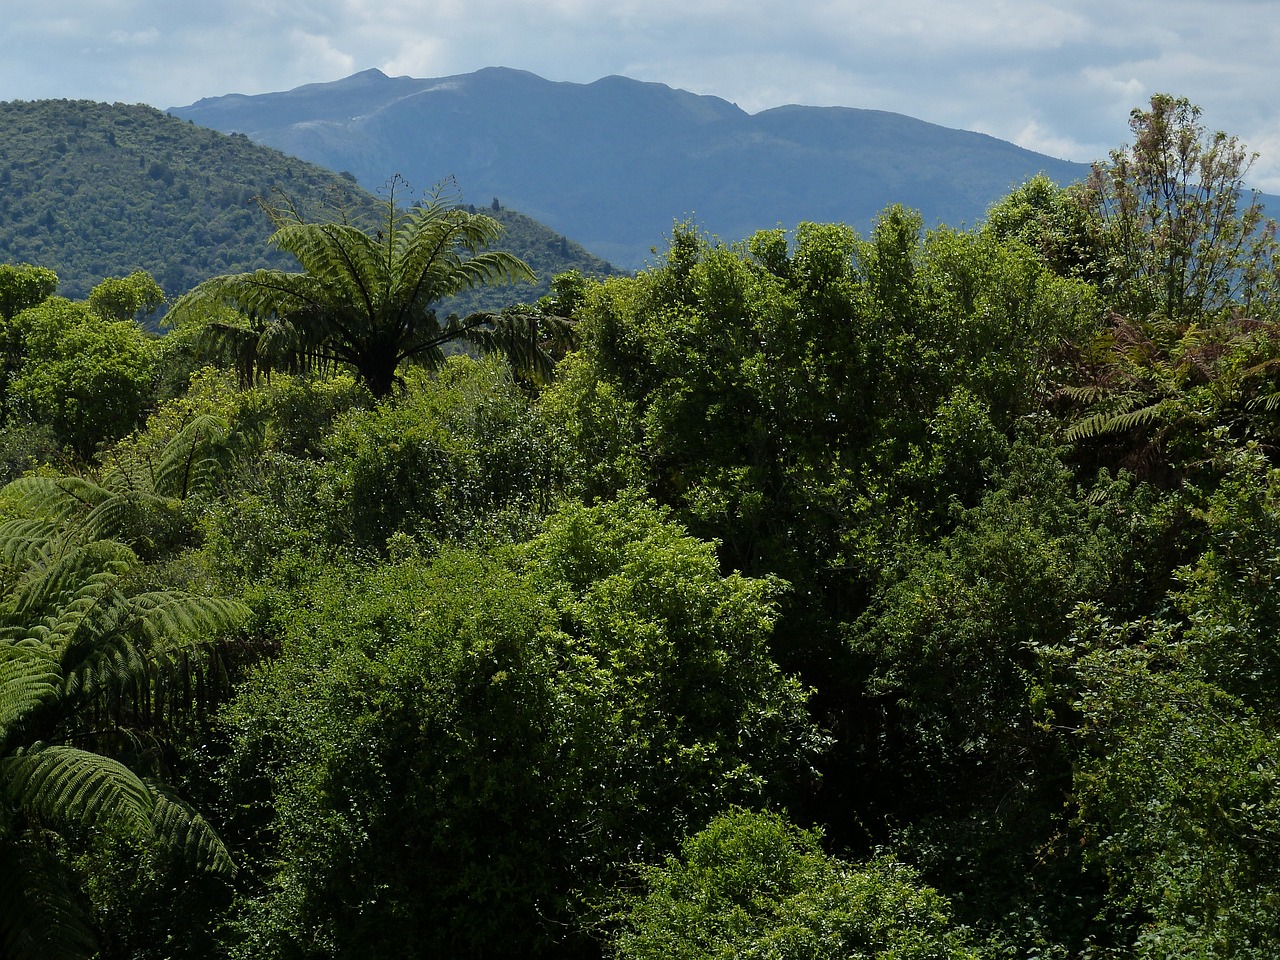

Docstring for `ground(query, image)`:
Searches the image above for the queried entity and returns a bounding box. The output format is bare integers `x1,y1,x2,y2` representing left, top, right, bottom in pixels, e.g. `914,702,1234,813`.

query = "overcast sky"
5,1,1279,190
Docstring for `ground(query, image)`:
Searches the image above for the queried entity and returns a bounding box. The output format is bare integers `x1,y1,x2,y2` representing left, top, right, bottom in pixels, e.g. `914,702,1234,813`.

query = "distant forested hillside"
0,99,618,307
0,100,368,300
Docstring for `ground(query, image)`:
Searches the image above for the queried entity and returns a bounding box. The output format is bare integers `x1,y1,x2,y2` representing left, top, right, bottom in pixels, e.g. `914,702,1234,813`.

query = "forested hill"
173,66,1096,268
0,99,618,303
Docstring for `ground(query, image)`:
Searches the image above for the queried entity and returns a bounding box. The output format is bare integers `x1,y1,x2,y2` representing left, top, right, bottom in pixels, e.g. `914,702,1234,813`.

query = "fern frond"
56,591,247,705
76,491,176,546
58,628,148,705
134,414,236,501
0,476,111,525
0,642,60,738
8,540,137,623
146,780,236,876
131,593,251,647
1065,401,1167,442
0,517,63,570
0,475,174,568
462,312,562,384
1056,384,1111,404
272,221,384,311
1247,390,1280,412
1101,403,1167,434
1,744,153,835
1065,412,1116,443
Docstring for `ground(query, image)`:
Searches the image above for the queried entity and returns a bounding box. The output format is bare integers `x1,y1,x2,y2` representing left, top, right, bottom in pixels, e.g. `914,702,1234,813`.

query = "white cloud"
286,29,357,79
106,28,161,46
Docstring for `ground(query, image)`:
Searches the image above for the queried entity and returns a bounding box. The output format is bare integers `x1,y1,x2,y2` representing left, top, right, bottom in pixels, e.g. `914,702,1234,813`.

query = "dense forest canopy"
2,93,1280,960
0,100,616,311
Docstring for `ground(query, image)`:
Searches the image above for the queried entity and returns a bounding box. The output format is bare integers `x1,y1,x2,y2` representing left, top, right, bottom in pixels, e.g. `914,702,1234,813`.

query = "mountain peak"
171,66,1093,268
341,67,391,83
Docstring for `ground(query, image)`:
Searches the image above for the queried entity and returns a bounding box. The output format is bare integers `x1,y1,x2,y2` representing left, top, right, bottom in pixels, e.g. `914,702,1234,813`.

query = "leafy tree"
316,357,569,553
219,497,822,959
983,174,1103,284
0,265,61,428
1081,94,1278,322
0,264,58,322
535,350,646,505
87,270,165,324
570,213,1096,654
609,808,978,960
8,296,157,459
170,180,556,398
843,443,1166,948
1036,99,1280,482
1068,619,1280,960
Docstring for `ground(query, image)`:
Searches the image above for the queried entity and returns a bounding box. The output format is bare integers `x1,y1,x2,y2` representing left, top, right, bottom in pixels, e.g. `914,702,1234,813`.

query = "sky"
4,1,1279,191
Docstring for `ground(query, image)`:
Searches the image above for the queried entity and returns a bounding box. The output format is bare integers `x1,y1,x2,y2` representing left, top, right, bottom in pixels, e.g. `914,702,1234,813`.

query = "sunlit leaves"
220,498,820,958
611,809,978,960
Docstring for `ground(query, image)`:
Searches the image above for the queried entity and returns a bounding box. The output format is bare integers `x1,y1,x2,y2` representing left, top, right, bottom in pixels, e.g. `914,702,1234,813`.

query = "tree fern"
0,555,244,957
0,476,169,562
1,744,153,835
3,539,136,627
0,414,244,577
0,391,250,957
169,177,549,398
0,642,59,744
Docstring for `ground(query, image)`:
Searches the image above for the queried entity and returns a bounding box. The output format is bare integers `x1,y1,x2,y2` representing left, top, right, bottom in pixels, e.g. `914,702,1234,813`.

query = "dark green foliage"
317,357,568,552
0,476,247,959
1069,619,1280,959
845,447,1173,955
219,498,822,959
610,809,978,960
568,212,1099,680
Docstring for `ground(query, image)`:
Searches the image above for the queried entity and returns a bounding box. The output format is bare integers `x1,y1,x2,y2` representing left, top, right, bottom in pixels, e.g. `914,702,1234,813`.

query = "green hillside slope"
0,99,618,308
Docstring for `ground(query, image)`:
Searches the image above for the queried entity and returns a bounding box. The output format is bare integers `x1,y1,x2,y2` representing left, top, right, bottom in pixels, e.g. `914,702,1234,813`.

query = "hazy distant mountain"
173,67,1095,268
